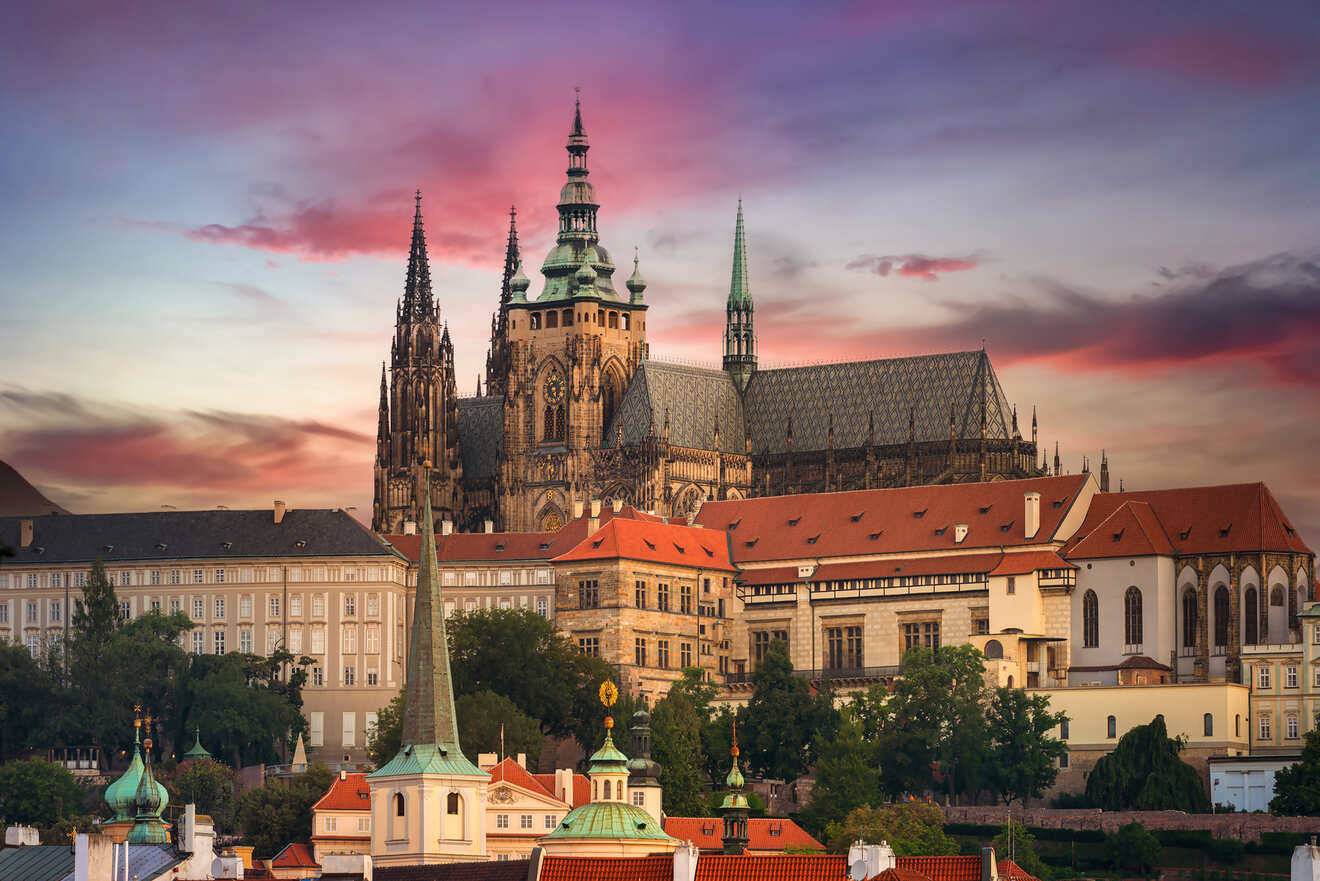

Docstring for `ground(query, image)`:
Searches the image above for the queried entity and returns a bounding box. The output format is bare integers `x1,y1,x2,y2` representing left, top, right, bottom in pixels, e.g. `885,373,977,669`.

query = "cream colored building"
0,505,409,764
1029,681,1250,796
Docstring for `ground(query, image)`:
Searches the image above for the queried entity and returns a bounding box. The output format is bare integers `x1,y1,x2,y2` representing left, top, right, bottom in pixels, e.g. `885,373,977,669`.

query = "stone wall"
943,805,1320,843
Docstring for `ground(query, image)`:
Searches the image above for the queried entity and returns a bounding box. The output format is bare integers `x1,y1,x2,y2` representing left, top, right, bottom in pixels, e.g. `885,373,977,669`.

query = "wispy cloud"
847,253,983,281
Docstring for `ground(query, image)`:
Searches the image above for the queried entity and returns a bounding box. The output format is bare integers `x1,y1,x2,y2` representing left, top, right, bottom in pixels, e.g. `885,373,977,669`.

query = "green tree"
367,688,405,769
234,763,335,858
180,651,310,767
1270,723,1320,814
1084,717,1209,811
824,803,957,856
993,820,1051,881
64,558,122,756
456,690,544,768
0,642,60,761
984,687,1067,805
0,757,88,827
797,711,882,838
649,676,707,816
741,640,837,780
876,645,989,800
165,758,236,833
1106,821,1161,874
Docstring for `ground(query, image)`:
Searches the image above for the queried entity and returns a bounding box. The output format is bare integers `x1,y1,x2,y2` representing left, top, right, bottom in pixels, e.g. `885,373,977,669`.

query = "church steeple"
400,469,464,753
376,362,390,466
485,206,520,396
723,200,757,393
403,191,435,320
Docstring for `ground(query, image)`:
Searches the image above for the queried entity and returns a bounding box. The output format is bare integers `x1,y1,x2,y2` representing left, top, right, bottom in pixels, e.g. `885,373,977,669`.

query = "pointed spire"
572,88,585,138
728,199,751,310
499,204,521,310
626,245,647,303
1031,405,1038,446
1011,405,1019,438
720,717,750,855
1053,440,1061,476
403,190,435,319
399,466,464,754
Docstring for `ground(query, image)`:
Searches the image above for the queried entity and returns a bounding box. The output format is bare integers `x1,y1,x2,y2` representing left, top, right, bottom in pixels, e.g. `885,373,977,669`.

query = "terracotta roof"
271,843,319,869
1068,654,1171,673
738,550,1072,587
490,757,554,798
533,772,591,806
896,856,1037,881
663,817,823,852
540,854,673,881
386,505,665,563
696,853,850,881
311,772,370,812
695,475,1090,563
1063,501,1175,559
552,517,737,571
1063,483,1311,558
875,869,937,881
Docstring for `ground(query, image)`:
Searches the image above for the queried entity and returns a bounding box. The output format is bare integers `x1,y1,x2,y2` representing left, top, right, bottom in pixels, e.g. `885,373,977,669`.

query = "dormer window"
745,538,759,547
787,517,801,526
701,545,714,557
869,532,883,540
592,539,605,549
850,512,865,522
1052,499,1064,509
728,518,742,530
672,542,685,554
1179,527,1191,541
1219,523,1232,538
1112,528,1125,542
806,535,820,545
1000,520,1015,533
496,542,507,551
979,505,993,514
643,539,656,550
913,509,927,519
934,525,948,536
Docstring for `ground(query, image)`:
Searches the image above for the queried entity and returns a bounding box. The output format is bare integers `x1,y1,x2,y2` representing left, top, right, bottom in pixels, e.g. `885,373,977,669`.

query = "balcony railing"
724,664,903,686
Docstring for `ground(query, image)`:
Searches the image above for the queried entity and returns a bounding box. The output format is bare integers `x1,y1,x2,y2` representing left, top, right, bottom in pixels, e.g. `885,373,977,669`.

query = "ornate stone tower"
372,194,464,533
484,207,520,398
498,96,649,532
723,200,756,393
368,473,489,865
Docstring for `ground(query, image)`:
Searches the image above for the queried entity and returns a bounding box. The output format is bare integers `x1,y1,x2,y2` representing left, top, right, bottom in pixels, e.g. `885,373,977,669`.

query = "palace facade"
371,99,1051,535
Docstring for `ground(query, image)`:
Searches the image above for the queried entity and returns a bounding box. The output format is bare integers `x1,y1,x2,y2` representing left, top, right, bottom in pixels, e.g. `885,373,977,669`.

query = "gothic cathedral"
373,99,1053,535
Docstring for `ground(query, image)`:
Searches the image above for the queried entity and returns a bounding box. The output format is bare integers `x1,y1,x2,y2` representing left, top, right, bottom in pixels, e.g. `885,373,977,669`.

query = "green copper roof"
724,756,744,790
728,200,751,310
1299,604,1320,618
183,727,212,760
105,727,144,822
587,730,629,774
127,748,168,845
543,801,677,842
370,741,485,778
369,473,484,780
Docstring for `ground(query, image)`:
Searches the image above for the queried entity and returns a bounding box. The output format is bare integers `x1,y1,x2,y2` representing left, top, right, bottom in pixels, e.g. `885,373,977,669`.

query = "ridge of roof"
489,757,555,799
310,772,370,812
1064,500,1174,559
551,517,737,571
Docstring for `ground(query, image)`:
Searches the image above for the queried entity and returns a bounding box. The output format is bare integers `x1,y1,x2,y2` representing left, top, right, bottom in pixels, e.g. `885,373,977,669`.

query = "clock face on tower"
543,374,565,406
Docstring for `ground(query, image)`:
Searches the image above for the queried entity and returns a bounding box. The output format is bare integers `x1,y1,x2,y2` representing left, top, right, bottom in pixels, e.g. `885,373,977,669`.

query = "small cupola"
509,261,531,302
626,247,647,303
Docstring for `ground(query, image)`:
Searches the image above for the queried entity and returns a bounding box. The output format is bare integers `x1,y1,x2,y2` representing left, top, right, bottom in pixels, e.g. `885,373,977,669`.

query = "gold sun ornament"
599,680,619,730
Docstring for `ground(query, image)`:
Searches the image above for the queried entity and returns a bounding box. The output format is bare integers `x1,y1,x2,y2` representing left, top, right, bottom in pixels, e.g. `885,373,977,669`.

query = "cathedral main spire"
723,199,757,393
403,190,435,319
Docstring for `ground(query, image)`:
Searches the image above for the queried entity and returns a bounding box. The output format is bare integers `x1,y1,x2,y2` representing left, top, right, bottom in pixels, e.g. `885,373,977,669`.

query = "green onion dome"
104,722,144,822
509,261,531,302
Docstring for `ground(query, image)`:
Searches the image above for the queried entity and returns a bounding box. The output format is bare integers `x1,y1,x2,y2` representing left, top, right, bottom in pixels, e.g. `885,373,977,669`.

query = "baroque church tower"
493,97,649,532
372,194,464,533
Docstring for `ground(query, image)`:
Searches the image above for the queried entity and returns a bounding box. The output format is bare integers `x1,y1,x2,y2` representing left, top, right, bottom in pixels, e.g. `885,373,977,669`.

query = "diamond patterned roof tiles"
606,361,745,451
457,395,504,480
743,350,1015,454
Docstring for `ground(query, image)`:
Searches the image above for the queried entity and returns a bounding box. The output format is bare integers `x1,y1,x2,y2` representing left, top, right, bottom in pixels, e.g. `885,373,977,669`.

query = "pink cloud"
1120,30,1304,88
847,253,982,281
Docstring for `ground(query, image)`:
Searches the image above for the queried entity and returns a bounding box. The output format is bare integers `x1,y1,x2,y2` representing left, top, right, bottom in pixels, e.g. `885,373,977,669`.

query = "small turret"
509,260,531,302
1099,450,1110,492
626,246,647,304
719,721,750,855
723,200,757,393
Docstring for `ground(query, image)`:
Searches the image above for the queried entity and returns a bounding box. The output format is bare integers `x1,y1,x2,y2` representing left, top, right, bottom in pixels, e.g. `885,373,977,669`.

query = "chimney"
572,499,585,520
590,499,602,518
673,841,700,881
441,519,453,537
588,516,600,535
20,519,34,549
982,847,999,881
516,752,526,768
612,498,624,513
1024,491,1041,540
403,520,417,536
555,768,573,805
954,524,968,544
74,833,114,881
484,519,494,534
273,501,286,524
848,841,896,880
339,769,347,780
478,752,497,771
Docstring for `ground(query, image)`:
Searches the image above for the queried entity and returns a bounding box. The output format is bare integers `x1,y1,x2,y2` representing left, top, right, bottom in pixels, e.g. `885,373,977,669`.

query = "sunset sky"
1,0,1317,541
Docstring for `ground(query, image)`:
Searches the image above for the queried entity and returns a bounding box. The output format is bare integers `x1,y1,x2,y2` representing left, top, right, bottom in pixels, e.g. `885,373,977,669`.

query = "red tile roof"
875,869,937,881
738,550,1072,586
271,843,319,869
1064,500,1175,559
490,757,554,798
539,854,674,881
1064,483,1311,559
663,817,823,852
310,772,370,812
532,772,591,806
896,856,1037,881
552,517,737,571
386,505,667,563
696,854,848,881
988,550,1075,576
695,475,1090,563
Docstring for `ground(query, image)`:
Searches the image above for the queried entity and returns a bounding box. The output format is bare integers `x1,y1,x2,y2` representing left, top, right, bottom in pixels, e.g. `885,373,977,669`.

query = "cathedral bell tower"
498,95,649,532
372,193,464,534
723,200,756,393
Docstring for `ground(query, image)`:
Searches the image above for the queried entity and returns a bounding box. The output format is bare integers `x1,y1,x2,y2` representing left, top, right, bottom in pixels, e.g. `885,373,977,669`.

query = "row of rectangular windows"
494,814,559,830
440,569,555,587
0,567,396,589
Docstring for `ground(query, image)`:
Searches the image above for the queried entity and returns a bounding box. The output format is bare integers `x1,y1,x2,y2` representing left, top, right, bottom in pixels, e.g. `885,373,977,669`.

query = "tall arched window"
1245,588,1259,645
1107,715,1117,738
447,792,461,815
1124,587,1143,649
1214,587,1230,648
1082,590,1099,648
603,779,612,800
601,371,620,436
1204,713,1214,736
1182,588,1198,649
395,793,405,817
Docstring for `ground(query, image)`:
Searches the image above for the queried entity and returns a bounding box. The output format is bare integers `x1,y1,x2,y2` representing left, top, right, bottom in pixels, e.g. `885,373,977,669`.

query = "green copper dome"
127,742,169,845
509,261,531,302
105,726,144,822
725,757,745,790
587,729,628,775
543,801,677,843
